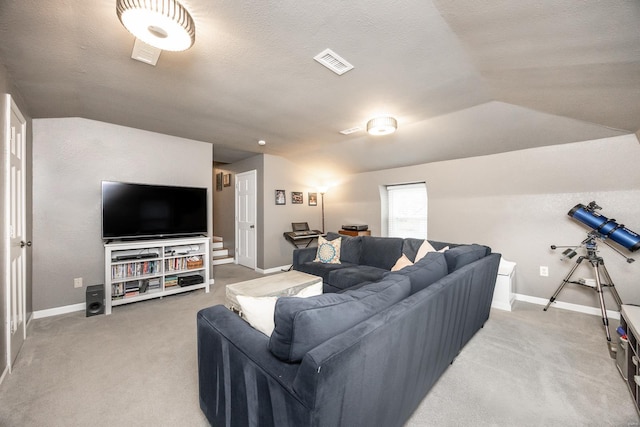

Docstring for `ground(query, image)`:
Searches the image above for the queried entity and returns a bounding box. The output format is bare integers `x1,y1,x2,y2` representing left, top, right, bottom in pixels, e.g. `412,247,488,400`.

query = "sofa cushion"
269,275,411,362
389,252,448,294
360,236,404,269
296,261,356,283
314,236,341,263
327,265,388,291
326,232,362,264
444,244,491,273
429,239,456,251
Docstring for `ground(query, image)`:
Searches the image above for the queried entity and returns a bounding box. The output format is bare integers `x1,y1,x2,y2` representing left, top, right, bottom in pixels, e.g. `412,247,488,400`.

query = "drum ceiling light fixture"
366,116,397,136
116,0,196,51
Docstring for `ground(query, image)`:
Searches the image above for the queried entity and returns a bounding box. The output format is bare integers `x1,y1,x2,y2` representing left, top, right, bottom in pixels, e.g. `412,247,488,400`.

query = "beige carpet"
0,264,637,426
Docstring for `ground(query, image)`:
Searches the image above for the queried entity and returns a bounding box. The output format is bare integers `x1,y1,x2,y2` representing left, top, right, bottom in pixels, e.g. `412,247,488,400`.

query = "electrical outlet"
539,266,549,277
74,277,83,288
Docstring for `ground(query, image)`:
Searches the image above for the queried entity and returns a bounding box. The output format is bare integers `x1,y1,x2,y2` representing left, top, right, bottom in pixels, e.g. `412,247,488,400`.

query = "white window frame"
382,182,428,238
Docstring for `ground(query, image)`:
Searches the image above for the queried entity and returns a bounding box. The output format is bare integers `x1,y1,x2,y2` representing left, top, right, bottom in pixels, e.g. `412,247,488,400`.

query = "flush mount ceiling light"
116,0,196,51
366,116,398,136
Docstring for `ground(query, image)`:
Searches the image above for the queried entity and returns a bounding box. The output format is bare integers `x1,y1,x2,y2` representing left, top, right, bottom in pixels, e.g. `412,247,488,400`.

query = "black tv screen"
102,181,208,240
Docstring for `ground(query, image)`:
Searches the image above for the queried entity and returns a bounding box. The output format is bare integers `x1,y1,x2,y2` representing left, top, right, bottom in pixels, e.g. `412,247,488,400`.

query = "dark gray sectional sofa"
294,232,449,292
197,233,500,427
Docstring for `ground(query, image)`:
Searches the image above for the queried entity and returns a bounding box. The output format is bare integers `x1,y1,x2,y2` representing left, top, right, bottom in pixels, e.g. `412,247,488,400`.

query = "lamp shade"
366,116,397,135
117,0,196,51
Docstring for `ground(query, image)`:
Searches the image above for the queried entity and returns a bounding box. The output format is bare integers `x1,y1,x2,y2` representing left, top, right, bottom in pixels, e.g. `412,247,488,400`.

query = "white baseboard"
33,303,85,319
514,293,620,320
491,300,514,312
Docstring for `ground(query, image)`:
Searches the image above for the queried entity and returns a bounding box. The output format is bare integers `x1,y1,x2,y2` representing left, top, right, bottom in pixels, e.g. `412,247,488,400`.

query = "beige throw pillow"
414,240,437,263
391,254,414,271
236,282,323,336
414,241,450,263
236,295,278,336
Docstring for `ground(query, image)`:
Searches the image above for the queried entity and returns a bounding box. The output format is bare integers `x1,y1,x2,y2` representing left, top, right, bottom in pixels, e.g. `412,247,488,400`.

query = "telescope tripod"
544,245,622,344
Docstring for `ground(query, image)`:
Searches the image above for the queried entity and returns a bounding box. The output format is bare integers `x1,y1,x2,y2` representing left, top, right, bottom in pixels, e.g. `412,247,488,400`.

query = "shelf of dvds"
104,236,210,314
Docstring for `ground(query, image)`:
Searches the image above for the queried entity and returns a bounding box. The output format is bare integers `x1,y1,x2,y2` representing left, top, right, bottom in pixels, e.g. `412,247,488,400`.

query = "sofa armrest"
197,305,310,426
293,247,317,268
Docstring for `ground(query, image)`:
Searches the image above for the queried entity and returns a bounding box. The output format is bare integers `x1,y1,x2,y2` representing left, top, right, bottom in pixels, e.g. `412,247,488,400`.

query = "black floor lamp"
319,187,327,234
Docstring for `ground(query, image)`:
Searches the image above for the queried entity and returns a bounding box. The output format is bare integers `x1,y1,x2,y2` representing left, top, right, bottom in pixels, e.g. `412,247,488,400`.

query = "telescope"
568,201,640,252
546,201,639,350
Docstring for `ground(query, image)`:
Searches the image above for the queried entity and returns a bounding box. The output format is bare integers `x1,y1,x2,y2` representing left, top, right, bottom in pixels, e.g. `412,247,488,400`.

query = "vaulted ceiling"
1,1,638,177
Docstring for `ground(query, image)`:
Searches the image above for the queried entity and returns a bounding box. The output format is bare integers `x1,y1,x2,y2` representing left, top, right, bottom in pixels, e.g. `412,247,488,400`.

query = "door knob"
250,225,255,229
20,240,32,248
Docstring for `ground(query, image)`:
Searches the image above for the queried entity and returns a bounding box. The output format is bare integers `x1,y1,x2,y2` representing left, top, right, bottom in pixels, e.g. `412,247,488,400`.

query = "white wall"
328,135,640,309
32,118,213,311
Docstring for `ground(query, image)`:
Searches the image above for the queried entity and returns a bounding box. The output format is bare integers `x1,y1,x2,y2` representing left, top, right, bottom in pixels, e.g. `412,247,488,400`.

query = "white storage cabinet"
104,237,210,314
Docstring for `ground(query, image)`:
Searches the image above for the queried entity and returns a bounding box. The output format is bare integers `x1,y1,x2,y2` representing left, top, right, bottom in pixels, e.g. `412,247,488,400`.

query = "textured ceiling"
0,1,638,176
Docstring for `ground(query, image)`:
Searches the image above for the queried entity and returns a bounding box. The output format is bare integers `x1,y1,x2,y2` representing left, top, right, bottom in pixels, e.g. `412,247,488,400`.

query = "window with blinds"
386,182,427,238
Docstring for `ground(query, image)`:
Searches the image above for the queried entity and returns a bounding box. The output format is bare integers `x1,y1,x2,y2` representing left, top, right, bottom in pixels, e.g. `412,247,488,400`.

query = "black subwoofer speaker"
86,285,105,317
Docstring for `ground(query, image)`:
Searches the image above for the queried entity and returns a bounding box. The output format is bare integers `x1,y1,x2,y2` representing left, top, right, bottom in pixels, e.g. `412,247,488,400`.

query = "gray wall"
32,118,213,311
328,135,640,309
262,154,325,269
0,62,33,373
221,154,325,270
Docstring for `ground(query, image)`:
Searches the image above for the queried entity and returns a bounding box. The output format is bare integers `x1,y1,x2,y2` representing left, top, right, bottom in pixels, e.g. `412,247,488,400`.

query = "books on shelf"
164,255,203,272
112,277,164,300
111,260,159,279
165,275,178,288
105,237,210,313
148,277,161,291
112,282,125,300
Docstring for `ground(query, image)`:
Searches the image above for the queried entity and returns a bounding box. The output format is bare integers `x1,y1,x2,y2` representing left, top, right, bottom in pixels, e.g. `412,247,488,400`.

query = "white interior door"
236,170,257,269
5,94,27,370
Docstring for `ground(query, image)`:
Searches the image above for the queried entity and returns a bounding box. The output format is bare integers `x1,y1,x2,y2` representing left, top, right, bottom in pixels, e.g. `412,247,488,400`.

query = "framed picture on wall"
223,173,231,187
292,191,303,204
275,189,286,205
216,172,223,191
308,192,317,206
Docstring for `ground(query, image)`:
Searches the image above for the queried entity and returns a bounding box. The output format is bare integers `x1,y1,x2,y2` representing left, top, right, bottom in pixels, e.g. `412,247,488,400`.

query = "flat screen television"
101,181,208,241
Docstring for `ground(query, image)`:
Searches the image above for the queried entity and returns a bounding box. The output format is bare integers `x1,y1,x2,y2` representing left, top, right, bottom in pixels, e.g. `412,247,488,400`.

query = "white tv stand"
104,236,210,315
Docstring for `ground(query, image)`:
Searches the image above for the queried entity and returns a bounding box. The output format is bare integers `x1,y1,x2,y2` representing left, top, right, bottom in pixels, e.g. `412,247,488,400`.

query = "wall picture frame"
223,173,231,187
308,192,317,206
216,172,223,191
275,189,286,205
292,191,303,204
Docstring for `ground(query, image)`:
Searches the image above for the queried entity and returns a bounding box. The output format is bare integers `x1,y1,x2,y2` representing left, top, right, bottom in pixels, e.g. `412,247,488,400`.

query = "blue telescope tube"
568,204,640,252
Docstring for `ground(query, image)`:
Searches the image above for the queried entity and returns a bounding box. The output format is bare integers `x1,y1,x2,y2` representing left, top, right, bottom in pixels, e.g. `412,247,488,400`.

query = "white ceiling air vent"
313,48,354,75
339,126,362,135
131,38,161,66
